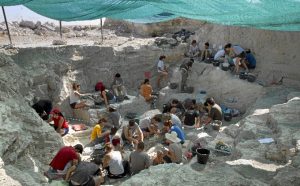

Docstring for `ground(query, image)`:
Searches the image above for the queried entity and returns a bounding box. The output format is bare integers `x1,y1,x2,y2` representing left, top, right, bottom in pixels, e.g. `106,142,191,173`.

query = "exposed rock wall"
106,18,300,88
0,52,63,186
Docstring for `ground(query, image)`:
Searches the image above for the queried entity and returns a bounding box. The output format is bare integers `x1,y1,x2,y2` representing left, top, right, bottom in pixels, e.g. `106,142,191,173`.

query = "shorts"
70,103,77,109
54,126,69,136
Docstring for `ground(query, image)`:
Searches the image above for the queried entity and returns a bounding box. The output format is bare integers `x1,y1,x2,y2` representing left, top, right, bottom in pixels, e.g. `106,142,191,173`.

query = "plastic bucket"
144,71,151,79
196,148,210,164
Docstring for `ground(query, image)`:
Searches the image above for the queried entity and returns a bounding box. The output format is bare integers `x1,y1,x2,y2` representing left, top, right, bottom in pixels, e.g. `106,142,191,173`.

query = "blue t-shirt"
246,53,256,68
170,125,185,143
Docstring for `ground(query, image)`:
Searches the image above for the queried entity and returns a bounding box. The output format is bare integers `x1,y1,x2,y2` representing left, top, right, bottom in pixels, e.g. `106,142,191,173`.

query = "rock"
55,26,70,33
271,166,300,186
287,92,300,101
52,40,67,45
73,25,82,31
19,20,36,30
154,37,178,47
35,21,42,29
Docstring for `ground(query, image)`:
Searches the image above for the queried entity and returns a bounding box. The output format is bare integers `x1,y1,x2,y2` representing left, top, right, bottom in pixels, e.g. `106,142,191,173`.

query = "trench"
3,42,299,185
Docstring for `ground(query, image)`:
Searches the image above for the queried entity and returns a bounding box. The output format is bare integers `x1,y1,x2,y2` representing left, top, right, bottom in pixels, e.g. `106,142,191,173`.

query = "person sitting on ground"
102,143,129,178
162,112,183,129
106,105,121,129
232,52,249,74
70,83,89,109
214,48,226,62
65,161,104,186
139,115,161,138
47,108,69,136
187,40,200,58
180,59,193,92
203,97,223,124
111,73,129,100
163,120,185,144
140,79,158,109
90,118,111,145
47,144,83,178
129,141,151,175
163,99,185,117
32,99,52,120
163,131,183,164
95,81,115,109
153,150,165,166
182,105,201,128
121,119,144,147
200,42,212,61
157,55,168,88
245,49,256,69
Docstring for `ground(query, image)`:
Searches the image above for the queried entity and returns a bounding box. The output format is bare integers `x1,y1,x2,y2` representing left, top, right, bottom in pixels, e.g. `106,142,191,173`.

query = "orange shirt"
140,84,152,101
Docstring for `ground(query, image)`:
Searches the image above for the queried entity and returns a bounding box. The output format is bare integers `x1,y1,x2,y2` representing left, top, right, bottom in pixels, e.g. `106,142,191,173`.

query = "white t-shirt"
214,49,225,60
139,117,151,130
171,114,182,129
157,60,165,72
108,151,124,175
70,90,80,104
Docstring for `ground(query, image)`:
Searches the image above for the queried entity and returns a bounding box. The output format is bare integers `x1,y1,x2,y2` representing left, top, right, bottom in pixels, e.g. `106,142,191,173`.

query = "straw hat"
165,131,181,143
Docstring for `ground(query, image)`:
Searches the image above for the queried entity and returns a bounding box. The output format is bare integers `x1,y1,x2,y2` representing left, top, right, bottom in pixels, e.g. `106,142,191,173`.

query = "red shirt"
52,115,68,129
50,146,78,170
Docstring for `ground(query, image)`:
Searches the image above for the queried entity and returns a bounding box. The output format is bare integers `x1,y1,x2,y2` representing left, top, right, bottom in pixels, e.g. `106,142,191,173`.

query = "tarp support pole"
100,18,104,42
2,6,12,45
59,20,62,39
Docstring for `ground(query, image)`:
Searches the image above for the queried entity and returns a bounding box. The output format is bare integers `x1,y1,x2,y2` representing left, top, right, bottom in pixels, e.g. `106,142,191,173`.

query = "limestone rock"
271,166,300,186
19,20,36,30
52,40,67,45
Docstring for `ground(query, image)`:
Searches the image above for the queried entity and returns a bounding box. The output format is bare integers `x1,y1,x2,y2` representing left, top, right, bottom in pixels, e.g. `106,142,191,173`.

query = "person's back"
108,150,124,175
50,146,78,171
210,103,223,121
170,125,185,143
214,49,225,60
129,150,150,175
232,45,245,56
170,114,182,129
184,109,199,126
169,143,182,163
70,161,100,185
246,52,256,69
140,83,152,101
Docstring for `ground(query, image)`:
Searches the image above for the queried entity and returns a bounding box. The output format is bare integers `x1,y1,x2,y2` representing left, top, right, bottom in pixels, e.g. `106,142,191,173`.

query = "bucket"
196,148,210,164
144,71,151,79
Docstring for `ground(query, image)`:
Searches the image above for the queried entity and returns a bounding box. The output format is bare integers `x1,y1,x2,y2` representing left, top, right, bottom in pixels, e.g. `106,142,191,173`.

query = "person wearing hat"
48,108,69,136
203,97,222,124
163,131,183,163
46,144,83,179
106,105,121,129
163,120,185,144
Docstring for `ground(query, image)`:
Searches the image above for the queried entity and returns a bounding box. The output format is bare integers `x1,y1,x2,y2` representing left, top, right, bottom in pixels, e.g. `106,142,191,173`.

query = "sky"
1,5,101,25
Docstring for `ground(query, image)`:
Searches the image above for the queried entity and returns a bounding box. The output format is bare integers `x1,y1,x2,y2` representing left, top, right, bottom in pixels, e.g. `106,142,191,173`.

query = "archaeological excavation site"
0,1,300,186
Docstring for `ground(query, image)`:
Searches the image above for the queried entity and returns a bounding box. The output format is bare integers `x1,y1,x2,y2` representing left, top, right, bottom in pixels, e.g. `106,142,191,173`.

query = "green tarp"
1,0,300,31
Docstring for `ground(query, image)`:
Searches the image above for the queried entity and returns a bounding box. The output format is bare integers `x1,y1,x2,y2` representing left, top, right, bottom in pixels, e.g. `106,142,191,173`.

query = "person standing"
157,55,168,88
180,59,193,92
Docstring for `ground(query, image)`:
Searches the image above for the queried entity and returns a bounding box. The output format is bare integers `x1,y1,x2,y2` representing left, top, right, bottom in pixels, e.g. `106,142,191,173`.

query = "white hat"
165,131,181,143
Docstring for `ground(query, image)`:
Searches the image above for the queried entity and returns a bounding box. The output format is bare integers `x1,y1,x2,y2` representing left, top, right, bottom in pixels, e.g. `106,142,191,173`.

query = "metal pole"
100,18,103,42
59,20,62,39
1,6,12,45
